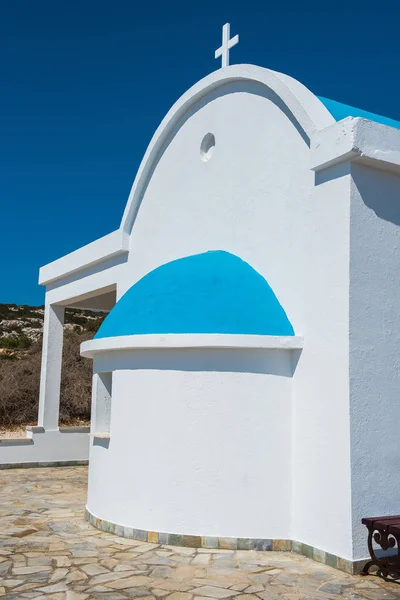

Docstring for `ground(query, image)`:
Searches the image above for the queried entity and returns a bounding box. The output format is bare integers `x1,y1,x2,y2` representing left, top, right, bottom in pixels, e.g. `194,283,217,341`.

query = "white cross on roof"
215,23,239,68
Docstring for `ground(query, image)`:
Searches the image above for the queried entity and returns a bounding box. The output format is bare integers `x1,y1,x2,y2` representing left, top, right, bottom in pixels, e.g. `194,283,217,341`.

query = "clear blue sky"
2,0,399,305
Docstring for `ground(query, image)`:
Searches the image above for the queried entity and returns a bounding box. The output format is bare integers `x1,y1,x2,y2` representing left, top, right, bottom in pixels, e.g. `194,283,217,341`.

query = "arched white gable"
120,63,335,235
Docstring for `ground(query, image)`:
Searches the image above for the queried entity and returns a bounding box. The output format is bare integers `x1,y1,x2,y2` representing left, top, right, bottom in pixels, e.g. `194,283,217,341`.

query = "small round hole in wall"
200,133,215,162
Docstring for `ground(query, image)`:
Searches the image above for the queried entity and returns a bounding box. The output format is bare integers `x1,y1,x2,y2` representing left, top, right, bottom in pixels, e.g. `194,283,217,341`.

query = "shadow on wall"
93,348,301,377
314,162,351,186
93,437,110,449
352,163,400,226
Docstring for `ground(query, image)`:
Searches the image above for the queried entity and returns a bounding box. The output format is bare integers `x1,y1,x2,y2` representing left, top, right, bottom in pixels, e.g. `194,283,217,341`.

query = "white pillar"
38,301,65,431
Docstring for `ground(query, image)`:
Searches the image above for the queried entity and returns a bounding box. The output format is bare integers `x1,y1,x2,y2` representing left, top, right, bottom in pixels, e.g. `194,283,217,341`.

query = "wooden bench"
362,515,400,577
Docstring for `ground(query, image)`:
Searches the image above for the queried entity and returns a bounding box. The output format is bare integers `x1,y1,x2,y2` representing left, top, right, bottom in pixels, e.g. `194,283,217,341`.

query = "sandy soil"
0,426,28,439
0,421,90,439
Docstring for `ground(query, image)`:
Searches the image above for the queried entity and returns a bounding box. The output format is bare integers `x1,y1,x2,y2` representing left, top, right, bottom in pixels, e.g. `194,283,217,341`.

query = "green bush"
0,336,31,349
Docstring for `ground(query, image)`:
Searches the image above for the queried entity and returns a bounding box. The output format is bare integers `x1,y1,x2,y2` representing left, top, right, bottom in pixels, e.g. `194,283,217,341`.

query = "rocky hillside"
0,303,106,357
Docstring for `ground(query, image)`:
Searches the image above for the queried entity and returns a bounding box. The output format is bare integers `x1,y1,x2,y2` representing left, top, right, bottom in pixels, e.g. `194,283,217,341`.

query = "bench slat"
362,515,400,527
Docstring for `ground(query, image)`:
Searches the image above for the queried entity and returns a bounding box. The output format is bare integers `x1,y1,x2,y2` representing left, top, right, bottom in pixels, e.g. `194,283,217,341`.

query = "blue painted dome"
95,251,294,339
318,96,400,130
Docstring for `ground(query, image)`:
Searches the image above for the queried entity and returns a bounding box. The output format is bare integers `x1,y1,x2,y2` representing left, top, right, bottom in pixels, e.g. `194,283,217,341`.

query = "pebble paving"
0,466,399,600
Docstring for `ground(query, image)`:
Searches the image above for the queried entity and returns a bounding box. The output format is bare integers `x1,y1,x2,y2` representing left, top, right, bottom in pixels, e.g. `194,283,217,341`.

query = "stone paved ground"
0,467,399,600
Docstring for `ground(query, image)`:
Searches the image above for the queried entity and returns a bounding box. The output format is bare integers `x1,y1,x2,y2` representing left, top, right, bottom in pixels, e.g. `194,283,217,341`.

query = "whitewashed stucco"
82,67,355,561
349,164,400,559
88,347,296,539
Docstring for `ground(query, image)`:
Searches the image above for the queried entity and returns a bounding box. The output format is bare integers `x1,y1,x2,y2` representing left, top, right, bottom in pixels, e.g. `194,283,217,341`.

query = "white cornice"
80,333,304,358
311,117,400,175
39,229,129,286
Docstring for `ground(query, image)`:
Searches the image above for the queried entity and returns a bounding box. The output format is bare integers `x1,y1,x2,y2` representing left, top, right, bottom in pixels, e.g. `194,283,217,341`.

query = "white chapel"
3,23,400,574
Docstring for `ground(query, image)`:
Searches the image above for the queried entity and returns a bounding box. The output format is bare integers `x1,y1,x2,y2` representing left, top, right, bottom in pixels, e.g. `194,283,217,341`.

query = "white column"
38,300,65,431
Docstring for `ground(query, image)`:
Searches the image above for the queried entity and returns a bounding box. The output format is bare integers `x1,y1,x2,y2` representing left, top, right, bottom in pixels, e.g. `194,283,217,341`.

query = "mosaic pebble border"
85,508,368,575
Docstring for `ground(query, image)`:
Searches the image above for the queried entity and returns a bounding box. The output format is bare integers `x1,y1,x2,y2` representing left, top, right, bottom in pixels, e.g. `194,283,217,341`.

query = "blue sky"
1,0,399,305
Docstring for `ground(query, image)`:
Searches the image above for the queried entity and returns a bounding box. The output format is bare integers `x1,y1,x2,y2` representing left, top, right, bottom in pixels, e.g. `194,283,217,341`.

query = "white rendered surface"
0,428,89,465
87,347,295,539
349,164,400,559
85,72,353,560
38,303,65,431
215,23,239,68
39,229,129,286
81,334,304,357
311,117,400,175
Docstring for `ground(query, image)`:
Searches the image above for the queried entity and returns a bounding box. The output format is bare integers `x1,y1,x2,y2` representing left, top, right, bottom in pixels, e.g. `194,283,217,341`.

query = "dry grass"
0,425,27,438
0,330,93,427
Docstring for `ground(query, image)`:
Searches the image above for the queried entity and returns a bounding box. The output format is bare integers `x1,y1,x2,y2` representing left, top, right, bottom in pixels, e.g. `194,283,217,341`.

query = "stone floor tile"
52,556,71,567
164,593,193,600
151,566,174,578
65,570,88,583
245,585,264,593
230,585,249,592
190,579,247,589
238,565,267,574
118,587,153,597
124,595,156,600
151,581,193,592
192,554,211,565
89,571,138,586
147,557,175,566
114,564,146,572
163,547,196,556
89,593,127,600
27,557,53,566
254,591,282,600
65,592,89,600
80,562,109,576
106,575,154,589
319,582,343,595
191,586,238,598
48,568,69,583
101,557,119,570
36,581,69,593
2,579,24,588
12,565,52,575
0,563,11,577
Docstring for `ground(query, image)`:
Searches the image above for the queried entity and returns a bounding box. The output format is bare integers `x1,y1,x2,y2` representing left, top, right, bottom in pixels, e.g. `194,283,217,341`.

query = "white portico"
2,23,400,574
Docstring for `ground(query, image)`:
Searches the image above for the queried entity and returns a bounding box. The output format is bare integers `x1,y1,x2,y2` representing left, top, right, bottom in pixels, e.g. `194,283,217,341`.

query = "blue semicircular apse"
95,251,294,338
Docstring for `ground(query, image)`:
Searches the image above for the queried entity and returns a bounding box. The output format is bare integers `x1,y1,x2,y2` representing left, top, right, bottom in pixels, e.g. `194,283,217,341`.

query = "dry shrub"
0,343,41,425
0,329,93,426
59,330,93,422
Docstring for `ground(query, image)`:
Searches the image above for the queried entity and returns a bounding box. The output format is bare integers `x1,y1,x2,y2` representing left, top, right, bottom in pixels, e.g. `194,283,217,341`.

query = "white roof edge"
119,64,335,235
39,228,129,286
80,334,304,358
310,117,400,174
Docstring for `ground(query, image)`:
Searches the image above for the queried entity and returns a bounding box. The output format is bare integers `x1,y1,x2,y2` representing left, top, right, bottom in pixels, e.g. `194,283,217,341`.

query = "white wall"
291,163,353,560
0,428,89,465
87,347,294,538
349,163,400,560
